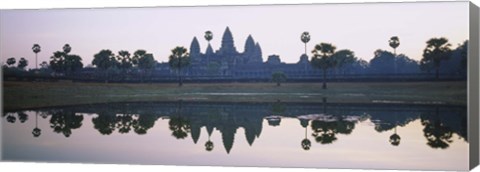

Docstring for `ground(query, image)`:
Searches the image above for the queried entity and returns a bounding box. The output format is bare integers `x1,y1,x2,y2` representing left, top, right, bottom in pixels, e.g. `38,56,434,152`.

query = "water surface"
2,101,468,171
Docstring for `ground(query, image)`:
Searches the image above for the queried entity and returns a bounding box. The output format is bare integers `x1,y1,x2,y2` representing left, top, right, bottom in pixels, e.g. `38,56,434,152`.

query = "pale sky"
0,1,469,68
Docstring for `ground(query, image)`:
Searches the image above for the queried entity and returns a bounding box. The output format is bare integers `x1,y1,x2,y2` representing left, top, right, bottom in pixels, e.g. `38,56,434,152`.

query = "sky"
0,1,469,69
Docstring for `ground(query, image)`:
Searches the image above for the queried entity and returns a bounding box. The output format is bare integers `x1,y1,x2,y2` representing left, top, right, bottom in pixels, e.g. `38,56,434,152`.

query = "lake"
1,101,468,171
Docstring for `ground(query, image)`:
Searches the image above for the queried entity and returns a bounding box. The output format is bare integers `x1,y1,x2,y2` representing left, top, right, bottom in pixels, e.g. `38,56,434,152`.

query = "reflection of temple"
155,27,315,78
3,102,468,153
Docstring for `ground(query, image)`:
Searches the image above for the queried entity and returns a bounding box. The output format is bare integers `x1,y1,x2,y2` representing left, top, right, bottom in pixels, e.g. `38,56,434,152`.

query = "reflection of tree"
205,132,214,152
311,121,338,144
169,100,191,139
92,112,117,135
311,117,355,144
32,112,41,137
421,108,453,149
49,110,84,137
169,116,191,139
301,119,311,150
133,114,157,135
389,114,401,146
6,113,17,123
389,128,401,146
271,100,286,115
18,112,28,123
116,114,134,134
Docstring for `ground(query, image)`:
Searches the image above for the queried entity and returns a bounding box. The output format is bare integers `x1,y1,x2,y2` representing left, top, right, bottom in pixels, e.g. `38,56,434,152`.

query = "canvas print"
0,1,476,171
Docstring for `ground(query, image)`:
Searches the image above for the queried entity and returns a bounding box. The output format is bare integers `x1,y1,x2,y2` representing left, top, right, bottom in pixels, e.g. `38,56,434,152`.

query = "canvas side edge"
469,1,480,170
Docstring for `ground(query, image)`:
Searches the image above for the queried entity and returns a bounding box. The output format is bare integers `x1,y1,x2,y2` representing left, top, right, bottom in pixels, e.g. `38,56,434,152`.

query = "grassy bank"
2,81,466,110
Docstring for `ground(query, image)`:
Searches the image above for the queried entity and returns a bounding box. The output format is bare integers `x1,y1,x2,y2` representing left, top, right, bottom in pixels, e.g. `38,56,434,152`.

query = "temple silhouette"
156,27,314,78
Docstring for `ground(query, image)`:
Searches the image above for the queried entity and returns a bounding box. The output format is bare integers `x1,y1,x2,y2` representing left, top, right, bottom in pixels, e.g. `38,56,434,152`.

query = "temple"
156,27,317,79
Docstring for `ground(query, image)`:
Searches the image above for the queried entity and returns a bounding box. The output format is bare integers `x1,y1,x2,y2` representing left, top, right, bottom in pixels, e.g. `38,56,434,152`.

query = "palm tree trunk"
178,69,183,87
322,69,327,89
435,66,439,79
35,53,38,70
304,43,307,55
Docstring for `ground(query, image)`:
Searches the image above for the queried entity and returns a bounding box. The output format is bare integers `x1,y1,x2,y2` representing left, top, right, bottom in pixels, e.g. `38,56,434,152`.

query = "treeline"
2,33,468,87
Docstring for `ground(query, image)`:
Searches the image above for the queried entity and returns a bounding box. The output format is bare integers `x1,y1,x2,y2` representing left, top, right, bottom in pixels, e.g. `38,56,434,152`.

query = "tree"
49,44,83,75
389,36,400,74
132,49,146,66
32,44,41,69
168,46,190,87
389,36,400,55
117,50,132,71
369,50,419,74
6,57,16,67
300,31,311,55
421,37,452,79
93,49,117,82
138,53,156,82
204,31,213,64
204,31,213,43
17,57,28,70
39,61,49,69
311,43,336,89
271,71,287,86
331,49,355,76
63,44,72,54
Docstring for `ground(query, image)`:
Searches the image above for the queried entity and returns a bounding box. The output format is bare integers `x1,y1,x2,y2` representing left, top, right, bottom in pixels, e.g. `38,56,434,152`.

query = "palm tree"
421,37,452,79
389,36,400,74
311,43,336,89
168,46,190,87
389,36,400,55
63,44,71,54
271,71,287,86
204,31,213,64
6,57,16,67
93,49,116,82
331,49,355,76
301,32,311,55
204,31,213,43
32,44,41,70
17,58,28,70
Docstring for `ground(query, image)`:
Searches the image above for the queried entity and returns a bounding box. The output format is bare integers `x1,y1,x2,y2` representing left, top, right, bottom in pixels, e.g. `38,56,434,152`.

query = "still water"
1,101,468,171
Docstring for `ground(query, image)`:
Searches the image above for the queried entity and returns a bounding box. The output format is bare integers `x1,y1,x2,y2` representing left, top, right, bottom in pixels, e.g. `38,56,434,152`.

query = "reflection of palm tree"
116,114,134,134
301,126,311,151
49,111,84,138
18,112,28,123
169,116,191,139
205,133,214,152
32,112,41,137
389,114,401,146
389,127,401,146
6,113,16,123
92,112,117,135
311,120,337,144
421,107,453,149
133,114,157,135
311,116,355,144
